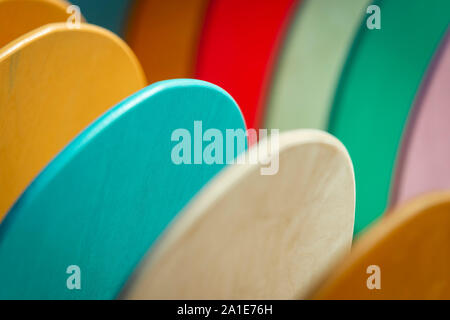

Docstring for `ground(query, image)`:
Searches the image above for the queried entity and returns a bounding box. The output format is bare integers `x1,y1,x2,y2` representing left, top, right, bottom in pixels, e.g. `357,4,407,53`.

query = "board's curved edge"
311,190,450,299
326,0,379,133
254,0,301,129
120,129,355,299
0,79,246,243
389,30,450,208
0,0,71,12
0,22,146,84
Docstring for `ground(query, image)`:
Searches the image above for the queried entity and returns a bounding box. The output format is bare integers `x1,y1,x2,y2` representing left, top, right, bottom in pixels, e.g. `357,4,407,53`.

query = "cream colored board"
123,129,355,300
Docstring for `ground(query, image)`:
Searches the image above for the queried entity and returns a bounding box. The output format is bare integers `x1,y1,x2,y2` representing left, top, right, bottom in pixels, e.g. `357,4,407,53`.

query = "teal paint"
0,79,247,299
71,0,134,37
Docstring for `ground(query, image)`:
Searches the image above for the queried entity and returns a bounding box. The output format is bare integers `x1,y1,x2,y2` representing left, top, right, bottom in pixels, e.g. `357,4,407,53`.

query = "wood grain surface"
0,23,146,220
0,79,246,299
313,192,450,299
123,129,355,300
0,0,73,48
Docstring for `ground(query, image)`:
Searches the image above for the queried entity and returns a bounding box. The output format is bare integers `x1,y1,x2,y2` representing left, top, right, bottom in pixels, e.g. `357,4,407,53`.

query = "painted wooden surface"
328,0,450,235
391,32,450,207
0,23,146,220
0,0,72,48
122,130,355,300
313,192,450,299
0,79,247,299
195,0,299,130
70,0,133,37
127,0,209,83
265,0,369,131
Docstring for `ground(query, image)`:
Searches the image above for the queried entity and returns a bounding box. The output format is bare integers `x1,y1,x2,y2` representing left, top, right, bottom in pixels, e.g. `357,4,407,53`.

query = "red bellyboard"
195,0,299,131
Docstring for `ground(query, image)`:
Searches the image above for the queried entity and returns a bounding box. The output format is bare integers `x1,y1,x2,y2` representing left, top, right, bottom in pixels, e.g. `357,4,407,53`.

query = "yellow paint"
0,23,146,219
0,0,83,48
313,192,450,299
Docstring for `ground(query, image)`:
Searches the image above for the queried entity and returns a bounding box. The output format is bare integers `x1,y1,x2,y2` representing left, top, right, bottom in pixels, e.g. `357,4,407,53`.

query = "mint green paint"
328,0,450,235
265,0,369,131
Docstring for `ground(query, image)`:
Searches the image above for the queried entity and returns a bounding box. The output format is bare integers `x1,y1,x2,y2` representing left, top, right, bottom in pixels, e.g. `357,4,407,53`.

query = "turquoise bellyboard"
0,79,246,299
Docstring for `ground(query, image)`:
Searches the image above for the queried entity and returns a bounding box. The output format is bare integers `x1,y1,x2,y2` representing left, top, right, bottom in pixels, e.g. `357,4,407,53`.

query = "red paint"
195,0,299,131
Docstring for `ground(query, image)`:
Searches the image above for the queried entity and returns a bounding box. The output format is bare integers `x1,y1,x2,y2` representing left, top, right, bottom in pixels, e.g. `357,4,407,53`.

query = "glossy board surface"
0,0,72,48
0,23,145,219
123,130,355,299
0,79,246,299
313,192,450,299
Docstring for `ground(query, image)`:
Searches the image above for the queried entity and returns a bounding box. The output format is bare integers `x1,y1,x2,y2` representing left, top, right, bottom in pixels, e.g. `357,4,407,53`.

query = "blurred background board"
123,130,355,300
0,23,145,220
126,0,209,83
70,0,133,37
265,0,369,131
0,79,246,299
0,0,72,48
196,0,299,131
313,192,450,299
391,31,450,207
328,0,450,235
